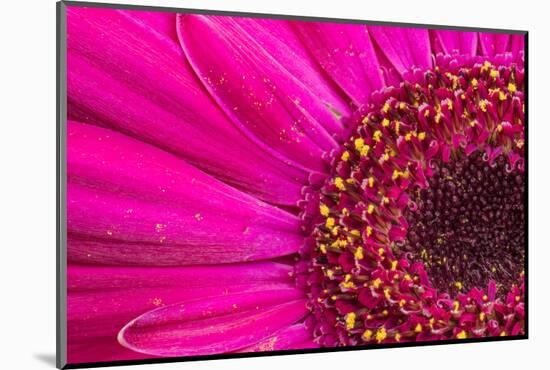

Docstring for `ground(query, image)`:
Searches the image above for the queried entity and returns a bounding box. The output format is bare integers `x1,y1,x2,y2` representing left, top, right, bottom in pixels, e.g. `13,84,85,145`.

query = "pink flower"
66,6,525,365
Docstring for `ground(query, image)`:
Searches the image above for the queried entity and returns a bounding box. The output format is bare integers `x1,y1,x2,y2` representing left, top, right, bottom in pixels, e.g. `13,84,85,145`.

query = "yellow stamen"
375,327,387,343
362,329,373,341
360,144,371,157
368,177,374,188
345,312,356,330
319,203,330,217
354,137,365,150
456,330,467,339
334,177,345,191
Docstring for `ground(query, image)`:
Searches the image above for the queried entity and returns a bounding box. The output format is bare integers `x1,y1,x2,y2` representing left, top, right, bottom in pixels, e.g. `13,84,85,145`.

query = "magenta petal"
432,30,478,55
67,122,302,265
368,26,432,75
479,33,510,56
118,291,308,356
67,7,305,206
509,34,525,55
177,15,343,173
293,22,384,105
67,262,295,363
239,323,318,352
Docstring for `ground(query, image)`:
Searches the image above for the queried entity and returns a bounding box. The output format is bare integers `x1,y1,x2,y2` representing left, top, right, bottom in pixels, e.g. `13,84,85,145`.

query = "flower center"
402,151,525,297
297,55,525,347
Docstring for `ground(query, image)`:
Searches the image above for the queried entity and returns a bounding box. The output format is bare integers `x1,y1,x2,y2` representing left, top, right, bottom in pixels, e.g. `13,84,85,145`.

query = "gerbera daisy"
64,5,525,365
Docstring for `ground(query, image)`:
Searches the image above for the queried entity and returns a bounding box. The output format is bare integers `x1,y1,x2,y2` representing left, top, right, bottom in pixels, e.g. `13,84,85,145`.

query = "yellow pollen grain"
456,330,467,339
479,312,486,321
405,133,412,141
345,312,356,330
362,116,369,125
483,294,489,302
378,247,385,256
382,118,390,127
383,103,390,113
500,331,506,336
354,137,365,150
399,299,406,307
326,269,334,278
373,130,382,142
424,109,430,118
362,329,373,341
496,124,503,132
319,244,327,254
391,260,398,271
367,204,375,214
366,226,373,237
354,246,364,260
319,203,330,217
471,78,478,88
341,151,350,161
360,144,371,157
479,100,488,112
350,229,360,237
414,324,422,333
454,281,463,290
384,288,391,299
399,102,406,109
368,177,374,188
375,327,387,343
490,69,499,78
404,274,412,281
334,177,345,191
508,82,517,93
453,301,460,312
418,132,426,140
499,90,506,101
325,217,335,229
341,280,356,289
395,333,401,342
373,278,382,289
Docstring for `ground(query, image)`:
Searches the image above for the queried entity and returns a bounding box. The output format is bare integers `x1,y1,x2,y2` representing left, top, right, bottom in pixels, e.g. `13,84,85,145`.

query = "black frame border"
56,1,529,369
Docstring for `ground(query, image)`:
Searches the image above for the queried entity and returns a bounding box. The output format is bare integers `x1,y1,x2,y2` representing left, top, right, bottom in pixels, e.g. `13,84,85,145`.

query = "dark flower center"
401,151,525,297
297,54,525,347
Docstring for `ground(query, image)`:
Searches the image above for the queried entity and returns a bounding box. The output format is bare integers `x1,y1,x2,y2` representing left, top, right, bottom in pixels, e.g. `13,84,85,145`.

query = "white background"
0,0,548,369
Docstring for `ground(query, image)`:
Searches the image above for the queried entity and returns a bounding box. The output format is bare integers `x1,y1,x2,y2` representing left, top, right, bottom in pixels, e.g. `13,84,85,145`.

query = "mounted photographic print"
56,1,528,368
